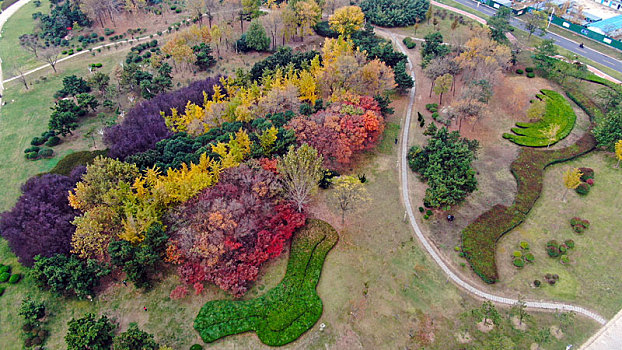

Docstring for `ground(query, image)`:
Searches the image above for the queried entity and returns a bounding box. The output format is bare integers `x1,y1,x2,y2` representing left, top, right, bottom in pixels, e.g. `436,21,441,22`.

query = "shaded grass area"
194,219,338,346
462,131,596,283
503,89,577,147
0,0,50,78
497,152,622,318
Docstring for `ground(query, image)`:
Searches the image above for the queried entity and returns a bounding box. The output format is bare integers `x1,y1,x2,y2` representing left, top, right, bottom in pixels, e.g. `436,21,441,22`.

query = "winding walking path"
384,30,608,326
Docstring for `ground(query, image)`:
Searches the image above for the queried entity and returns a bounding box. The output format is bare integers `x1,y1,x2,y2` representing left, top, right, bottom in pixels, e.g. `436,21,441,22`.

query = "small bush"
423,214,430,220
403,37,417,49
534,279,541,287
425,103,438,112
38,149,53,158
431,112,439,120
512,251,522,258
546,240,560,258
190,345,203,350
418,207,424,213
8,274,21,284
525,67,534,73
0,265,9,274
526,72,535,78
575,182,590,195
513,258,524,267
586,178,594,185
516,69,524,74
426,209,433,216
520,241,529,250
25,152,38,160
0,272,10,282
564,239,575,249
524,253,535,262
560,255,570,264
45,136,61,147
579,167,594,181
31,137,45,146
24,146,40,154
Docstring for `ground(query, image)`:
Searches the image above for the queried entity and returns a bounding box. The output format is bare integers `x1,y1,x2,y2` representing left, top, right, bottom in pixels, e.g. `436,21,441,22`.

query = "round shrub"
426,209,433,216
512,250,522,258
25,152,38,160
513,258,524,267
38,149,53,158
45,136,61,147
454,246,461,252
520,241,530,250
559,245,567,254
579,167,594,181
423,214,429,220
0,265,9,274
8,274,20,284
565,239,575,249
534,279,541,287
526,72,535,78
24,146,40,154
586,178,594,185
546,240,560,258
516,69,524,74
525,67,534,73
418,206,424,213
560,255,570,264
190,345,203,350
524,253,535,262
431,112,439,120
31,137,45,146
575,182,590,195
0,272,9,282
403,37,417,49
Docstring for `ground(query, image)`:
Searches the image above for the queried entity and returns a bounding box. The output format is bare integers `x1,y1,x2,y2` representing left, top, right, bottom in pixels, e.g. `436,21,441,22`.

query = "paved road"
378,28,608,326
441,0,622,74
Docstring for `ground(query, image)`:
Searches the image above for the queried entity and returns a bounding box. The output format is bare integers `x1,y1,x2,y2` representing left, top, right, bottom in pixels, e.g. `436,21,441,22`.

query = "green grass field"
497,151,622,318
0,0,51,79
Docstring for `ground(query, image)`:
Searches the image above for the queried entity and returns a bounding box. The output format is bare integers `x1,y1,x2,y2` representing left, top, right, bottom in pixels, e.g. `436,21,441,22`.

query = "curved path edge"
384,30,607,326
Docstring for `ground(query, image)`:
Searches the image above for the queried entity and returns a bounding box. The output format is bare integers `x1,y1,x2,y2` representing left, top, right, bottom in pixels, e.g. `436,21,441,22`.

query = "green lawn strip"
503,89,576,147
462,131,596,283
194,219,338,346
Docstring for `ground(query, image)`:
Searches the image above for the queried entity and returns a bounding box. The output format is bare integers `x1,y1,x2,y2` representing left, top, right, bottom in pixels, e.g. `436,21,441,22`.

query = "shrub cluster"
544,273,560,285
462,131,596,283
503,90,577,147
546,238,575,263
194,219,338,346
20,297,48,348
403,37,417,49
126,40,160,64
570,217,590,233
512,241,534,267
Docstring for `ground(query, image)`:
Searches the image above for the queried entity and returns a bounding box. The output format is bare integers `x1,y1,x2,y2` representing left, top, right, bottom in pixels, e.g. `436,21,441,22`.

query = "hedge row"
503,89,576,147
582,74,622,94
46,150,108,176
462,131,596,283
194,219,338,346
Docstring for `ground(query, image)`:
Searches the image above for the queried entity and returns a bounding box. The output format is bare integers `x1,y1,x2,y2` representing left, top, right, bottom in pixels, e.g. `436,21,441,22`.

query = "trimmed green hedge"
503,90,576,147
194,219,338,346
462,131,596,283
47,150,108,176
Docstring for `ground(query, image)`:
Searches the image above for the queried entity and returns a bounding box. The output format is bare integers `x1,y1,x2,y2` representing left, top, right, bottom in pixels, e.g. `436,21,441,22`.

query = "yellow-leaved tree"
562,167,582,202
540,123,561,148
329,5,365,38
329,175,370,224
615,139,622,168
211,129,252,168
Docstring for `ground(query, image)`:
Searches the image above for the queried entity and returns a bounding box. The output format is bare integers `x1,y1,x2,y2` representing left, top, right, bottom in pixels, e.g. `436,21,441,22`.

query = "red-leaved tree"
287,94,384,170
165,163,306,297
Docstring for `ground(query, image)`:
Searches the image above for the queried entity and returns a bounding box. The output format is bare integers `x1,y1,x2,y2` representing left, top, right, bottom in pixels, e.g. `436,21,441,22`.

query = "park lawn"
496,151,622,318
0,0,51,78
434,0,491,20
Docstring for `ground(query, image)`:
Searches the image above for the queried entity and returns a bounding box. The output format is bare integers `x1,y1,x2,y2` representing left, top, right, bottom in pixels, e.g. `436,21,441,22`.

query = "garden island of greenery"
0,0,621,348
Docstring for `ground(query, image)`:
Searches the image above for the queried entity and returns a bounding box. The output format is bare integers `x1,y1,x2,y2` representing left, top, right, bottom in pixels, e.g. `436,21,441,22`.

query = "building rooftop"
588,14,622,33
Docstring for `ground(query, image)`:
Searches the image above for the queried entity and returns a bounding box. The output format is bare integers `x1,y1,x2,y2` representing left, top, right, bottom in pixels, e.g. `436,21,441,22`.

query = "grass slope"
194,219,338,346
503,89,577,147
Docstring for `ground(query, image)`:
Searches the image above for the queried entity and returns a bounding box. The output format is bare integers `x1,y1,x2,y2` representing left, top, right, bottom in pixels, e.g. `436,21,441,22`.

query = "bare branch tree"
39,46,63,73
